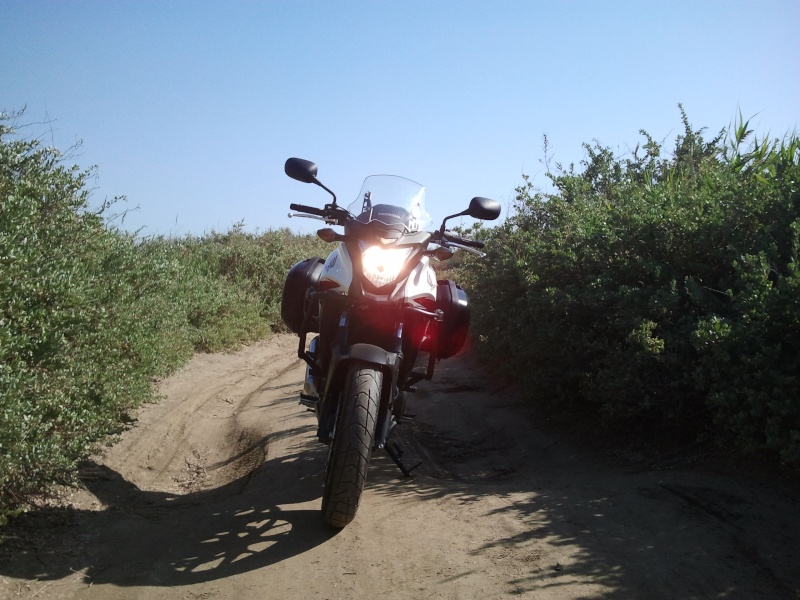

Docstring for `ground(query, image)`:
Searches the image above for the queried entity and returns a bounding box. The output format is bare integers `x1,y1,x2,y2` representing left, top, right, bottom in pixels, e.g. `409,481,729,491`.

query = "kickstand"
385,442,422,478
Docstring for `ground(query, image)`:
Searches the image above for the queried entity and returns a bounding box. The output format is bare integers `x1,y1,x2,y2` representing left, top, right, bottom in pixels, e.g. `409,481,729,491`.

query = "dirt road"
2,334,799,599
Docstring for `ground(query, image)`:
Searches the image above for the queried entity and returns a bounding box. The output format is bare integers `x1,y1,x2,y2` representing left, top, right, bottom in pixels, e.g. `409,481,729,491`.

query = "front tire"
321,361,382,528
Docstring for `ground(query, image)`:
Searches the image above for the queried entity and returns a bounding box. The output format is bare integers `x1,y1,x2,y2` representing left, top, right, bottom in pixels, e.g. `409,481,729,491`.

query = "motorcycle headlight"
361,245,414,288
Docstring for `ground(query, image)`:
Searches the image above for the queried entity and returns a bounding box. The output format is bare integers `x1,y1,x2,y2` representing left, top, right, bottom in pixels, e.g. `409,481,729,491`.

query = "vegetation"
461,107,800,464
2,105,798,528
0,114,326,525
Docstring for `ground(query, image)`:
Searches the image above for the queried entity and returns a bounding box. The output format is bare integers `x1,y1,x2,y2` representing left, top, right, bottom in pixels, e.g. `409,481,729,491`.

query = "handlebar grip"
445,233,485,249
290,203,325,217
461,238,485,249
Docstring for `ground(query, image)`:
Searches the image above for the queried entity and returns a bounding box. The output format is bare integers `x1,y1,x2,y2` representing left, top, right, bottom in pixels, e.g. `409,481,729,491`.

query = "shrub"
0,113,328,524
0,117,159,523
465,108,800,463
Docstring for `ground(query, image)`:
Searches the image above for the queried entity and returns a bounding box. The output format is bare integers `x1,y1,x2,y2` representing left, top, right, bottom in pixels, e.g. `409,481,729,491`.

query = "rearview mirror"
466,197,501,221
438,196,502,234
284,158,318,184
284,157,338,206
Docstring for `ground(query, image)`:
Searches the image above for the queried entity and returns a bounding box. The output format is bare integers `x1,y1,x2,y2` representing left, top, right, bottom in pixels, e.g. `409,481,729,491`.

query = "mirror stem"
438,210,467,234
313,177,337,206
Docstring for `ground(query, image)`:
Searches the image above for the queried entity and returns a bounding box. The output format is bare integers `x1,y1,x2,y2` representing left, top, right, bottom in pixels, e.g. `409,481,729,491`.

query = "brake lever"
288,212,328,222
445,242,486,258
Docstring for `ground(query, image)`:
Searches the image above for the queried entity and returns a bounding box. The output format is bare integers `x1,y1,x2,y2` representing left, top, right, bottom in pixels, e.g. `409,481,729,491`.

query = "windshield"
347,175,432,233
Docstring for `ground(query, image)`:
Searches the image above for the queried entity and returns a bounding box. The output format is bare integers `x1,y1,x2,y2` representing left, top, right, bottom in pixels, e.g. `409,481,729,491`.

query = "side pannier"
436,279,471,359
281,257,325,334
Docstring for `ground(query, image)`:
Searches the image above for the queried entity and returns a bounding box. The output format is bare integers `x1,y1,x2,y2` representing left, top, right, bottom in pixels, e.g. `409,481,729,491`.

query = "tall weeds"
463,108,800,464
0,115,326,523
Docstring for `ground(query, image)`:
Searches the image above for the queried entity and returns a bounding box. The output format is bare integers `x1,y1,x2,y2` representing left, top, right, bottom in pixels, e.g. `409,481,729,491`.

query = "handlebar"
443,232,485,249
288,208,487,250
290,203,326,217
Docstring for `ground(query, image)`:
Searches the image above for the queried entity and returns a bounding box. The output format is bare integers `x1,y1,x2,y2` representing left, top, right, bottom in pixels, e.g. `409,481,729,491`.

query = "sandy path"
1,334,799,599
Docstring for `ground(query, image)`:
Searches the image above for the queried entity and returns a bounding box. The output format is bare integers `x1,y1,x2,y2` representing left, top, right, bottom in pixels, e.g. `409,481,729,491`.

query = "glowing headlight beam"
361,246,414,288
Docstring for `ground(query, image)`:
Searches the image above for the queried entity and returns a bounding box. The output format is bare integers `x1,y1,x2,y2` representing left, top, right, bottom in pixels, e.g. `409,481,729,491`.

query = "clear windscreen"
347,175,432,233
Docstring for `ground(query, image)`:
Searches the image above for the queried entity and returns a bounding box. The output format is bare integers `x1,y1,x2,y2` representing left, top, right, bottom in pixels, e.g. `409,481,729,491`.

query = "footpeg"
299,393,318,411
399,412,416,424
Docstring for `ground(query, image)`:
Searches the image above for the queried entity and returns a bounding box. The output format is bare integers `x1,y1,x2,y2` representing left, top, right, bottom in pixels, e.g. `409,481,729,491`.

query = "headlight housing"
361,244,414,288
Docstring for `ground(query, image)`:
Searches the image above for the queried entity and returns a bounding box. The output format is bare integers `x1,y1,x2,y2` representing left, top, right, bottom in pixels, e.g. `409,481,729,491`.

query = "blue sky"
2,1,798,237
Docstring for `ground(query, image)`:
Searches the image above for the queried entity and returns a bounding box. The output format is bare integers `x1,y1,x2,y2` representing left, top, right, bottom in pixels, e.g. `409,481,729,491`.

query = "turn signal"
430,246,454,261
317,228,339,243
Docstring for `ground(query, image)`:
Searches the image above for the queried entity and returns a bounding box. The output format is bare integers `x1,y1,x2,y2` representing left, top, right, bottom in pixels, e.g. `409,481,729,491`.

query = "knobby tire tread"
321,361,382,528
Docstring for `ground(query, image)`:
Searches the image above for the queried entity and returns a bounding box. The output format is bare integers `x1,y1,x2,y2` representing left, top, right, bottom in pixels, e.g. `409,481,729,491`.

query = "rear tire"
321,361,382,528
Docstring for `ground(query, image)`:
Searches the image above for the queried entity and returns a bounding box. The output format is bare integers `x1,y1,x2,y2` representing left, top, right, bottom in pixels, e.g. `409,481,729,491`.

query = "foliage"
3,101,798,533
0,114,327,524
463,107,800,463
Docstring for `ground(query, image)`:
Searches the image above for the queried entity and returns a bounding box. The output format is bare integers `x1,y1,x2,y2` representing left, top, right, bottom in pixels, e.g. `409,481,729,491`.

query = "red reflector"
318,280,340,291
416,297,436,311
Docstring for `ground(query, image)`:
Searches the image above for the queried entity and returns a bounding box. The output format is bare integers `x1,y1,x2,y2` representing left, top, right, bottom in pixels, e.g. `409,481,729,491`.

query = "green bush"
0,114,327,524
465,108,800,463
4,100,796,531
1,119,151,523
167,225,328,342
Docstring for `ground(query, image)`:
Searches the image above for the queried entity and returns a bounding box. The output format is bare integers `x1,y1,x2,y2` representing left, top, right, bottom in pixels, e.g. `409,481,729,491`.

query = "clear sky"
2,1,798,237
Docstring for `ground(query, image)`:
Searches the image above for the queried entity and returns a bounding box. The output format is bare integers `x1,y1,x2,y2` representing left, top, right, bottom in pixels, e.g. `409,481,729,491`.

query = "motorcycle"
280,157,500,527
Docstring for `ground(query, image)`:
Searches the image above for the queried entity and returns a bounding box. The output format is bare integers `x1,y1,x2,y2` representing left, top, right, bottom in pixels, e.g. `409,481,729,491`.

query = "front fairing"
319,245,352,294
384,256,437,304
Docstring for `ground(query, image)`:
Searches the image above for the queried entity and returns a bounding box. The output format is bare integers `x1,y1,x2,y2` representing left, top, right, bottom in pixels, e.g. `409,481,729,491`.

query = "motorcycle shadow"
0,437,337,588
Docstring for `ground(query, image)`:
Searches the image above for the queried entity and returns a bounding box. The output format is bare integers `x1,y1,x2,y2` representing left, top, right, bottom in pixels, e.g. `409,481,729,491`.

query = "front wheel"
321,361,382,528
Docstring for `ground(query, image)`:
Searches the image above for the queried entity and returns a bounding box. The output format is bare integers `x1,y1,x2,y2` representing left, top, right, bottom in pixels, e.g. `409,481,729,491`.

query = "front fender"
346,343,400,369
318,343,401,446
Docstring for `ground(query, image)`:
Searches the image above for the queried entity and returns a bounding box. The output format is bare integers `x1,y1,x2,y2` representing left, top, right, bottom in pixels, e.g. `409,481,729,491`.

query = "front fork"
297,297,438,468
306,311,401,447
